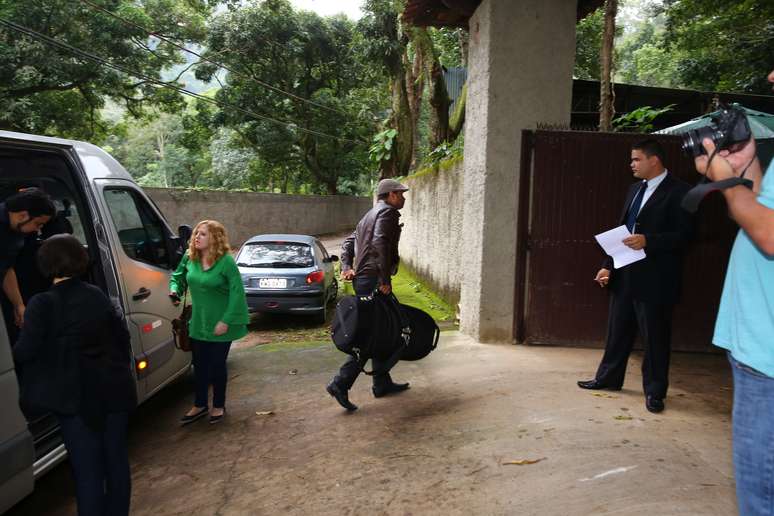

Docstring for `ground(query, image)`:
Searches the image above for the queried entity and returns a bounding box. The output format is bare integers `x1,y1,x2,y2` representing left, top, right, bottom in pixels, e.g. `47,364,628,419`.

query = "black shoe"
326,382,358,411
180,407,208,426
646,396,664,413
209,409,226,424
577,379,622,391
373,382,410,398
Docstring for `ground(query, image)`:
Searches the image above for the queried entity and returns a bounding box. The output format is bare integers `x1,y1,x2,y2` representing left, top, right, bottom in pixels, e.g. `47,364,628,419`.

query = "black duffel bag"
331,291,439,375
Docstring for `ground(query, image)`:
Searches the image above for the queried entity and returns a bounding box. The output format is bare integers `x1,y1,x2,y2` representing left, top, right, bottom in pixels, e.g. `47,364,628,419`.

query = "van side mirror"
326,255,339,263
178,225,192,247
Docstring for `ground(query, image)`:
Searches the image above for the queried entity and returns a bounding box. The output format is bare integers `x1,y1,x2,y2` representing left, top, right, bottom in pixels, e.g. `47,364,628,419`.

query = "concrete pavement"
11,332,736,515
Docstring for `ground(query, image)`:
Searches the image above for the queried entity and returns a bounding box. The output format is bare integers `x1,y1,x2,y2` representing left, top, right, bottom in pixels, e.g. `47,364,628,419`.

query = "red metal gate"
515,130,738,352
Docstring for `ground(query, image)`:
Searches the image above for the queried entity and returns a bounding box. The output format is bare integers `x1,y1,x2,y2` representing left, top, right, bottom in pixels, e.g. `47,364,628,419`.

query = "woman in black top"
13,235,137,516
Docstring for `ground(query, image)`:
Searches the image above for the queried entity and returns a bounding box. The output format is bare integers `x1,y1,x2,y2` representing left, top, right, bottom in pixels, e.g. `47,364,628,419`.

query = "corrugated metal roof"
443,67,467,116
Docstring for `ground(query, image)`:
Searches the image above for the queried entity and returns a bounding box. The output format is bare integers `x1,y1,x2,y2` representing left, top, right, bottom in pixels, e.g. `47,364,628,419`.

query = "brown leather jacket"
341,201,402,285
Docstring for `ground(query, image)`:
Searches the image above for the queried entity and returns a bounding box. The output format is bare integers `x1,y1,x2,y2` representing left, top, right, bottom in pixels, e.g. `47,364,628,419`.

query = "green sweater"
169,252,249,342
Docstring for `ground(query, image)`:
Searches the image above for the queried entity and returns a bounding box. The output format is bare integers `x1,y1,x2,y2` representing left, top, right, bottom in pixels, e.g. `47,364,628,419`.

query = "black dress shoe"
577,379,622,391
373,382,410,398
180,407,208,426
209,409,226,424
326,382,358,411
646,396,664,413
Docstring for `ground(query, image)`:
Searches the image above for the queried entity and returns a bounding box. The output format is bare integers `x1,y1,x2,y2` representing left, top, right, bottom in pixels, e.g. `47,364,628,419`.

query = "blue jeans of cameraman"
333,275,394,392
729,354,774,516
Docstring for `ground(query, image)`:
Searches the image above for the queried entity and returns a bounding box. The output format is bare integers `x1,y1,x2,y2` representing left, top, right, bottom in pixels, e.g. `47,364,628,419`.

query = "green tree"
575,7,604,80
197,0,381,194
0,0,212,142
661,0,774,93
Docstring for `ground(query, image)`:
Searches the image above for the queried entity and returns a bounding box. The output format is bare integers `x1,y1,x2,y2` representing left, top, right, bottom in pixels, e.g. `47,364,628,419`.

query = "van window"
103,188,171,269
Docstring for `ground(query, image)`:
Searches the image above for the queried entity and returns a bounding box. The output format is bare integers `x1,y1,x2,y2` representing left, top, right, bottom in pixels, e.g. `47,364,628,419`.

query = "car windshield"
237,242,314,268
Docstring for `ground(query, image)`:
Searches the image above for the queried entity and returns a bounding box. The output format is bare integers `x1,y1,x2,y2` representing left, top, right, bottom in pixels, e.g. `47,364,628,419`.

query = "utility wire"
77,0,370,123
0,18,367,145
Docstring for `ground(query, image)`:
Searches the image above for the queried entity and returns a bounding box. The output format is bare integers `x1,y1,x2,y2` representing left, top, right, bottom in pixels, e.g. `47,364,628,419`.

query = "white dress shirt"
636,169,668,215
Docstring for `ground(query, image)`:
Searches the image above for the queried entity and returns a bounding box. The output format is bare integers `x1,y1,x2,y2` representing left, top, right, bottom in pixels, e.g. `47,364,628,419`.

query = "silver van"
0,130,193,512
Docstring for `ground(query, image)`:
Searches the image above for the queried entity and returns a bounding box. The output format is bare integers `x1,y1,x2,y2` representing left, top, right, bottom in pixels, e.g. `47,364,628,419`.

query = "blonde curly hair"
188,220,231,263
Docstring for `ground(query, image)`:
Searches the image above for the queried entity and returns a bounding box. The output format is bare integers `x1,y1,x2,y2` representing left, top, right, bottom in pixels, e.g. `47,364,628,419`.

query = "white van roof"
0,130,134,182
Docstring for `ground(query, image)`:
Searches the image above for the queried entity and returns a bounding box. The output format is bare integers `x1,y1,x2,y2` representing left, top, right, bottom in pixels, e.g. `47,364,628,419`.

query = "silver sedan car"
236,234,339,323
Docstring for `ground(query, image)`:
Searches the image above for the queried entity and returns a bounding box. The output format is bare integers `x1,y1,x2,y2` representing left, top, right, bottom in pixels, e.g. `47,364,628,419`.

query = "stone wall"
144,188,371,246
400,158,464,306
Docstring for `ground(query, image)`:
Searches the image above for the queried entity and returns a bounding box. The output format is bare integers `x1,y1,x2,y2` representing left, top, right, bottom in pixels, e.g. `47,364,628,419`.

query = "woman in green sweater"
169,220,248,425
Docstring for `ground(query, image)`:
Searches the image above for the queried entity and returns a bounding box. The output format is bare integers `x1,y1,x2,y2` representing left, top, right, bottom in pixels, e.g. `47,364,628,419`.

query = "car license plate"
259,278,287,289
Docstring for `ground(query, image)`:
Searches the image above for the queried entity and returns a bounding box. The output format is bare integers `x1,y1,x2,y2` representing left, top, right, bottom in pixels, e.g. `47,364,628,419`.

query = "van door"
94,179,190,398
0,310,34,513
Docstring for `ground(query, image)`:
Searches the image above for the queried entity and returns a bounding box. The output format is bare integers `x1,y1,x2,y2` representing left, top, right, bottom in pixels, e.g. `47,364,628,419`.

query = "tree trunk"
414,28,452,150
599,0,617,132
406,32,424,168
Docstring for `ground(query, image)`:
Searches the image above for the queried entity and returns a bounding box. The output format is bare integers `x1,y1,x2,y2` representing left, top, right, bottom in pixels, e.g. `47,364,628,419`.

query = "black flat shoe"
326,382,357,411
180,408,208,426
577,379,622,391
646,396,664,413
209,410,226,424
373,382,410,398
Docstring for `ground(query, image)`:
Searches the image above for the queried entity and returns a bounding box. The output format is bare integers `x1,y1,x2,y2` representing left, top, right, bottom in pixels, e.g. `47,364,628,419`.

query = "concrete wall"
144,188,371,246
401,159,464,306
460,0,577,342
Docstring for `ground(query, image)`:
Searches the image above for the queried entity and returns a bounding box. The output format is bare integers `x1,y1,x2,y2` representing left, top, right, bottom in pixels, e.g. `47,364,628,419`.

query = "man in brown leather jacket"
326,179,411,411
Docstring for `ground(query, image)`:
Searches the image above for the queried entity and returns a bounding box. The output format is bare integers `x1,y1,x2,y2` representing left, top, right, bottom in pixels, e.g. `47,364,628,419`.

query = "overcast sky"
289,0,365,20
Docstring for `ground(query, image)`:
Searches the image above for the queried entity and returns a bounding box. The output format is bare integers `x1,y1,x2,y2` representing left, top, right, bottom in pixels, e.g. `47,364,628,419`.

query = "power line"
77,0,370,123
0,17,367,145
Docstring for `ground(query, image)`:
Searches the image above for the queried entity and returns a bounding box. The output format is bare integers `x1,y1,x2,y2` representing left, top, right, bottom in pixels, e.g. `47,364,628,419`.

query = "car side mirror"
178,225,192,247
327,255,339,263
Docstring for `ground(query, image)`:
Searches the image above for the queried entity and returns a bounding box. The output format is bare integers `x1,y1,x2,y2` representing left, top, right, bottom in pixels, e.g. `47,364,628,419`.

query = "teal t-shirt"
713,158,774,376
169,253,249,342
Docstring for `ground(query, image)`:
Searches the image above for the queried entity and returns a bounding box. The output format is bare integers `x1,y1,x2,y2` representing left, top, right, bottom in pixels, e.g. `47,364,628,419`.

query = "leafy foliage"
196,0,385,194
661,0,774,94
0,0,212,141
613,104,675,132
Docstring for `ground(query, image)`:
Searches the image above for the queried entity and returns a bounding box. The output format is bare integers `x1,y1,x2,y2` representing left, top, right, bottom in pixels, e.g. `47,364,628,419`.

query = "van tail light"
306,271,324,284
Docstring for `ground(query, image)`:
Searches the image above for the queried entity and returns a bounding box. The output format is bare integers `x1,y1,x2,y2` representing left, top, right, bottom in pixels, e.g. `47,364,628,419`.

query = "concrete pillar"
459,0,576,342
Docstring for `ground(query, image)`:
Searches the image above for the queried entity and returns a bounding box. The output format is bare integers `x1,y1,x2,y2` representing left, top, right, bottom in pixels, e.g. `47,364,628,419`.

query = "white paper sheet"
594,225,646,269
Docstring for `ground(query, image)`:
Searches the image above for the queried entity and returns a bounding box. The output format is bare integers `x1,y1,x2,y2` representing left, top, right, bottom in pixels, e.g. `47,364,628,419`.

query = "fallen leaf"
288,369,298,375
255,411,274,416
502,458,546,466
614,415,633,421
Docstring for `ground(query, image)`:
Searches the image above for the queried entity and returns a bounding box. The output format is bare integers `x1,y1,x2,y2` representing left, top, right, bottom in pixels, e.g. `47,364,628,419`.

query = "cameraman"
694,68,774,516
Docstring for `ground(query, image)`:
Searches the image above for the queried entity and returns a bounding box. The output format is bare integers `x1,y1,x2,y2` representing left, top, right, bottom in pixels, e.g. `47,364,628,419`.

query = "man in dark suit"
578,139,693,413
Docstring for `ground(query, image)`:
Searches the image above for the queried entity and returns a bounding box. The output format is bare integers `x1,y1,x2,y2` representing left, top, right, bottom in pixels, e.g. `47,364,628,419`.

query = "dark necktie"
625,181,647,232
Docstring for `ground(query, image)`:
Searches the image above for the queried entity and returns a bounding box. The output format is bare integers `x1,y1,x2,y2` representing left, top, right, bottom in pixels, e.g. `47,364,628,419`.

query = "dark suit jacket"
605,173,694,304
13,279,137,426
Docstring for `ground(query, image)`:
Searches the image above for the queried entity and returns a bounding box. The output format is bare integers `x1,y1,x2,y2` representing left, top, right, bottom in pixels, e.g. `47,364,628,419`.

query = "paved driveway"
10,332,736,515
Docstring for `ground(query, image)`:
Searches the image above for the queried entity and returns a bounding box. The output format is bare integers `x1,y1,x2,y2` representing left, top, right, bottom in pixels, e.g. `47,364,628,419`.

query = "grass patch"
339,266,455,322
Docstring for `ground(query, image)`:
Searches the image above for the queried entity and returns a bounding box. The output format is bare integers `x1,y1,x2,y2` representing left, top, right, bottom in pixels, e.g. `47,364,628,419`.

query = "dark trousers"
57,412,131,516
191,338,232,409
595,292,673,399
333,276,394,391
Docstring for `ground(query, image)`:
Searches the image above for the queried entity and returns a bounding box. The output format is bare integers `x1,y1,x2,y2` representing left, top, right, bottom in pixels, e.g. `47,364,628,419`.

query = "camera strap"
681,176,753,213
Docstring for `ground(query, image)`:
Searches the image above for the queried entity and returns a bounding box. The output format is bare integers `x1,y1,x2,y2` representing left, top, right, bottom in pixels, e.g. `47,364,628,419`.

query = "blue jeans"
57,412,131,516
729,354,774,516
191,338,232,409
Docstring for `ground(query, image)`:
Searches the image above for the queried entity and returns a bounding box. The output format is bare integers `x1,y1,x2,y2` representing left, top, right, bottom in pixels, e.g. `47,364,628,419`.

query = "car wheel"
328,279,339,305
316,307,329,326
